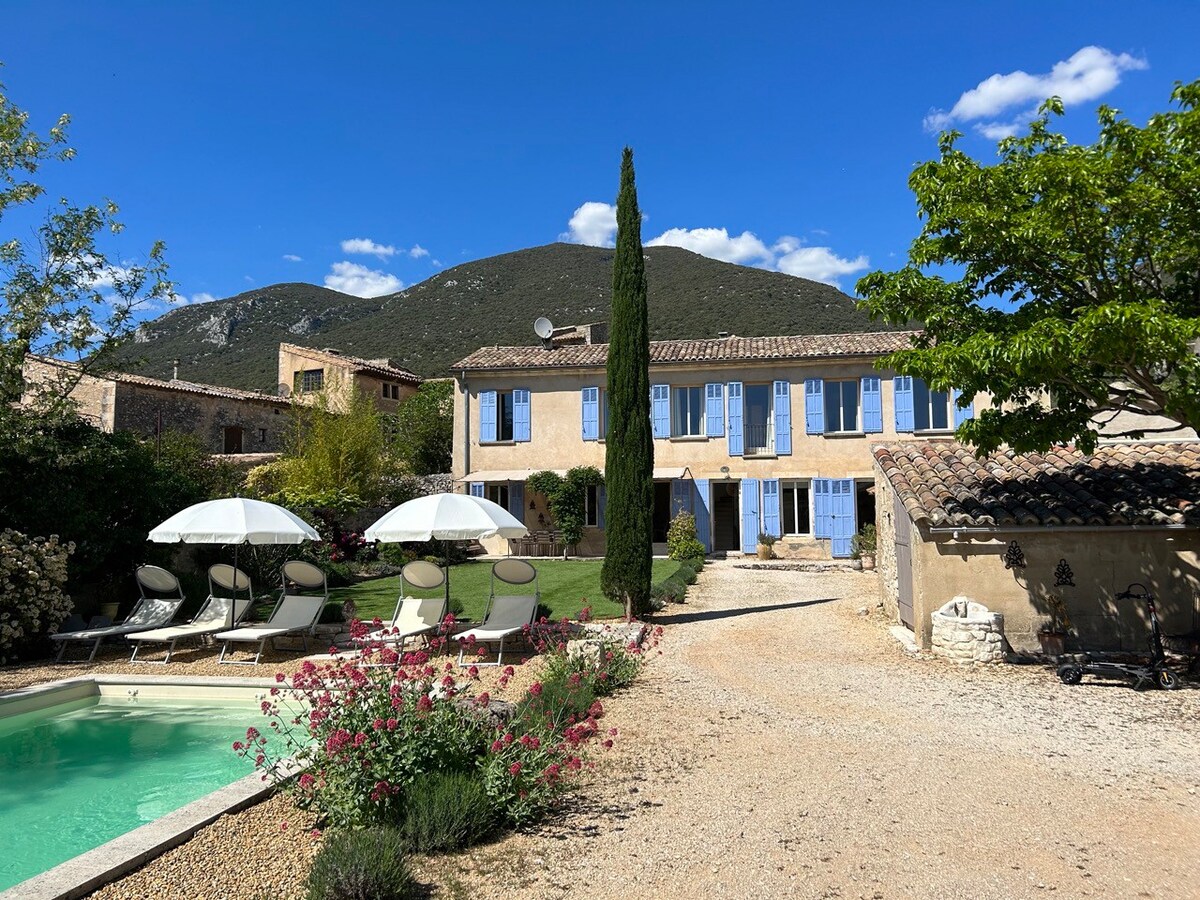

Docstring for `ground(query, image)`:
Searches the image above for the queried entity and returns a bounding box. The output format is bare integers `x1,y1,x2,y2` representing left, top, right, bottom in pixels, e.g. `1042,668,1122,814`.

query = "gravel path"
434,560,1200,899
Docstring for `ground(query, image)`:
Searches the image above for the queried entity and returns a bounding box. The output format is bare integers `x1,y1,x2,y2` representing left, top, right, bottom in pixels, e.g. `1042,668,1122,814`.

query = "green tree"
857,81,1200,455
0,73,173,413
389,379,453,475
600,148,654,619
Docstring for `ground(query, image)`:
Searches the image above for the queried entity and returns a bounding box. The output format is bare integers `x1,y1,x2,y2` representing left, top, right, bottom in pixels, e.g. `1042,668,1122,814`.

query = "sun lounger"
215,560,328,665
456,559,540,667
128,564,254,663
51,566,185,663
363,560,448,649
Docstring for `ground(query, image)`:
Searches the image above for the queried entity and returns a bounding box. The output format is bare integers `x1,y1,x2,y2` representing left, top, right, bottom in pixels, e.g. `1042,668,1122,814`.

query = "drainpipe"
458,370,470,490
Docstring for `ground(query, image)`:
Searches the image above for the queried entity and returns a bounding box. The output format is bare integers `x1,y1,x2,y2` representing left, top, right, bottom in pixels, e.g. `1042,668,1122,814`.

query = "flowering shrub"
238,615,654,839
0,529,74,663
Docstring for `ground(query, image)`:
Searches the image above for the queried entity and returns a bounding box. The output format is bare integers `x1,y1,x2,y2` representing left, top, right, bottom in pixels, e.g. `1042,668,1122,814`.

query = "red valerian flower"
416,694,434,713
509,762,522,776
528,682,543,697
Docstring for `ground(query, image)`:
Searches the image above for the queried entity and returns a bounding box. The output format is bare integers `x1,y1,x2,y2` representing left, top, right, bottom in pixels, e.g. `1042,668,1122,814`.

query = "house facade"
278,343,422,411
452,330,986,558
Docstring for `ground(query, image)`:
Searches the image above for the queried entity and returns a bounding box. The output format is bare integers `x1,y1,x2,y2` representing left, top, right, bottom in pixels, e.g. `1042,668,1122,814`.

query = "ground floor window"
487,484,509,509
782,480,811,535
585,484,599,527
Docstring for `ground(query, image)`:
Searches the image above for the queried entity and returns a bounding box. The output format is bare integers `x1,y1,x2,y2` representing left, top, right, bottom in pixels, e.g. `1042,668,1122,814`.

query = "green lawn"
330,558,684,622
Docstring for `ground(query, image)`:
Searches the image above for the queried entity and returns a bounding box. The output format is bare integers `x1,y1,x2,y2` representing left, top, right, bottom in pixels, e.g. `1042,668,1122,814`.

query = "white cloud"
324,261,403,297
774,245,869,283
187,292,219,305
925,46,1148,135
646,227,772,266
341,237,397,259
409,244,429,259
282,254,303,262
560,201,618,247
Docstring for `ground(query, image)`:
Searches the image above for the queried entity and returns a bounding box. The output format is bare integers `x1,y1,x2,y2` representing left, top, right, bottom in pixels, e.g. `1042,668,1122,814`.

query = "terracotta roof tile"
874,441,1200,529
453,330,920,371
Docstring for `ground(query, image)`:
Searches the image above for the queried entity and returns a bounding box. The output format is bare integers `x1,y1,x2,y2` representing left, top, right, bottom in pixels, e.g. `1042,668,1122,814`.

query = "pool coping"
0,675,299,900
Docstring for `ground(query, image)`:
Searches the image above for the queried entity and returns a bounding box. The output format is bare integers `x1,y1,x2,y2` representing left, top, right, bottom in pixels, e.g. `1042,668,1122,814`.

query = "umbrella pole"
443,539,451,611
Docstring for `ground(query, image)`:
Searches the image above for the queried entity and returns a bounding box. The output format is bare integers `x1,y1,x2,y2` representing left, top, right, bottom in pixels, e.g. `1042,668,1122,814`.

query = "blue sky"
3,1,1198,311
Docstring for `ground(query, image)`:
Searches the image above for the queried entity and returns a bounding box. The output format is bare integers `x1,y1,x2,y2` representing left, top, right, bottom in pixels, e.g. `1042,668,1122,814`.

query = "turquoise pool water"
0,695,259,891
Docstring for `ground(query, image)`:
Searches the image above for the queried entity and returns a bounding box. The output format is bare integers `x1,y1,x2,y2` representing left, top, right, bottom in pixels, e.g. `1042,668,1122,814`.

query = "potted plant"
1038,593,1071,658
756,532,777,561
851,524,877,571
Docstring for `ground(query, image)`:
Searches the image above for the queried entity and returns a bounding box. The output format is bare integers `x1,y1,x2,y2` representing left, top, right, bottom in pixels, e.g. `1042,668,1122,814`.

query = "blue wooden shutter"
480,391,497,443
705,383,725,437
813,478,832,538
727,382,744,456
597,485,607,530
741,478,760,554
513,389,531,442
581,387,599,441
893,376,914,433
861,376,883,433
469,482,485,498
651,384,670,439
762,479,781,538
804,379,825,434
773,381,792,455
692,479,711,552
952,389,975,428
830,479,857,558
508,481,525,521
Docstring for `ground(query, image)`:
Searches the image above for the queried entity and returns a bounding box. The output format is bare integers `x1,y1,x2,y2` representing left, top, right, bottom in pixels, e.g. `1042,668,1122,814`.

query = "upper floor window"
823,380,859,433
743,383,774,455
295,368,324,393
381,383,401,400
672,386,705,437
496,392,514,441
914,379,951,431
481,389,529,443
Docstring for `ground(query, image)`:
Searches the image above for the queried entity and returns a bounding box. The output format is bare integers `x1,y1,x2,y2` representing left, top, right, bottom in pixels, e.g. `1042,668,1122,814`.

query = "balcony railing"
744,421,774,456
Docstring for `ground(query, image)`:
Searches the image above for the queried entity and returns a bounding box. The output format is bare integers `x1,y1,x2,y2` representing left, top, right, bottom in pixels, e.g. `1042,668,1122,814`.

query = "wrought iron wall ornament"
1003,540,1027,570
1054,558,1075,587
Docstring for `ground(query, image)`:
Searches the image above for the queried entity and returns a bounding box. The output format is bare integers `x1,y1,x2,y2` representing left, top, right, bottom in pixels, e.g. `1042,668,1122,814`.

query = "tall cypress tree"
600,147,654,619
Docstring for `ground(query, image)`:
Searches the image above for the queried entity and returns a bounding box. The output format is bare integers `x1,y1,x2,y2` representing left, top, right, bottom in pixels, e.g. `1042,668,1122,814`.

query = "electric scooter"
1057,583,1182,691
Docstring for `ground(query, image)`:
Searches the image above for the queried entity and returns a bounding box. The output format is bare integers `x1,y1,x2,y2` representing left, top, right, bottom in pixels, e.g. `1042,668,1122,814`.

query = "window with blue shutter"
692,479,710,552
469,482,485,498
952,389,975,428
480,391,497,443
597,485,606,530
861,376,883,433
741,478,760,554
581,387,599,441
651,385,670,439
830,479,857,558
893,376,914,433
773,381,792,455
813,478,832,538
762,479,781,537
705,383,725,437
671,479,692,517
508,482,525,522
727,382,744,456
804,379,824,434
512,389,531,442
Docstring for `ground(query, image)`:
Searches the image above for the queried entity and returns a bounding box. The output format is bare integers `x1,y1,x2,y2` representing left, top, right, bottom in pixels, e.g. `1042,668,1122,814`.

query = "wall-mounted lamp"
720,465,731,480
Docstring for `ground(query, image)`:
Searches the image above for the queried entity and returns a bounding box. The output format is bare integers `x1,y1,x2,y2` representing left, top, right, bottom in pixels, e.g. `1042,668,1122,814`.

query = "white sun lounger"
128,564,254,663
215,560,329,665
51,566,185,663
363,560,448,649
456,559,540,667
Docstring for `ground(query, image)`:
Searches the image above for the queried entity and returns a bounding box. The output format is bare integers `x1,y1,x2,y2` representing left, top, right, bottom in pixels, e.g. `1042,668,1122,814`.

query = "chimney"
172,358,179,380
717,331,730,339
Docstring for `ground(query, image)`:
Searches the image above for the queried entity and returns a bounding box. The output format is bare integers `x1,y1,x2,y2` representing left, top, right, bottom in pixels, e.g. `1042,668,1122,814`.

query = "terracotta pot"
1039,631,1067,658
860,554,876,571
756,544,772,561
99,602,120,621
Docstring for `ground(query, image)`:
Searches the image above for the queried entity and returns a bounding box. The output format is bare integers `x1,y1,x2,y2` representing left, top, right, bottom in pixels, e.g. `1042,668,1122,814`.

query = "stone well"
930,597,1006,664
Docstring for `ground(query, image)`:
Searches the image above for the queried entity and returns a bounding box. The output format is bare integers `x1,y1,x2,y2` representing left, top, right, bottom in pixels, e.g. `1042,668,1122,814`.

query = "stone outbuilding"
873,441,1200,655
277,343,421,412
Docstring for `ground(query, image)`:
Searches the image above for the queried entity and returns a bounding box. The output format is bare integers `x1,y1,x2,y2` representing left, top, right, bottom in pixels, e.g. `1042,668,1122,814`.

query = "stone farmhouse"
277,343,421,411
451,328,987,559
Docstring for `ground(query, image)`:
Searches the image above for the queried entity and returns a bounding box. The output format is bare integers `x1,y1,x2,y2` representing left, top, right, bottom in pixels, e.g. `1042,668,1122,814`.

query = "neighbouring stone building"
22,356,292,453
873,441,1200,655
278,343,422,411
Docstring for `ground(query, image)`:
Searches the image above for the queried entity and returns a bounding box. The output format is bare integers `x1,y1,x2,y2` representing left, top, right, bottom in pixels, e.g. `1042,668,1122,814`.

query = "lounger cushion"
51,599,182,641
456,595,538,644
215,595,325,643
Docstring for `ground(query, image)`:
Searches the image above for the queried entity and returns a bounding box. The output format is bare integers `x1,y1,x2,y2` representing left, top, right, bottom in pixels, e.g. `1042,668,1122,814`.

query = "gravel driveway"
437,560,1200,900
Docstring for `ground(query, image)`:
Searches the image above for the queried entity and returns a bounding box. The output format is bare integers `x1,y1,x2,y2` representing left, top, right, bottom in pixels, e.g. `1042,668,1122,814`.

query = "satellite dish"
533,316,554,340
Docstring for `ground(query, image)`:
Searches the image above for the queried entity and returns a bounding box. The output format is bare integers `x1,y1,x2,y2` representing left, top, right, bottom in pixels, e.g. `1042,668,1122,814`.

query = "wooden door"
894,493,914,629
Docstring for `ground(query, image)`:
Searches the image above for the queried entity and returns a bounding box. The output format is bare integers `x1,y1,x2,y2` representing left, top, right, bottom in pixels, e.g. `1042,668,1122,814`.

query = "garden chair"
455,558,540,667
128,564,254,663
215,560,328,665
363,560,448,649
51,565,186,663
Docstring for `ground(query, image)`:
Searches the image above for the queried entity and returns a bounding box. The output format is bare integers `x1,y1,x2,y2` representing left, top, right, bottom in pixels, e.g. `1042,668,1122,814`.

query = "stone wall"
113,381,289,454
872,455,902,624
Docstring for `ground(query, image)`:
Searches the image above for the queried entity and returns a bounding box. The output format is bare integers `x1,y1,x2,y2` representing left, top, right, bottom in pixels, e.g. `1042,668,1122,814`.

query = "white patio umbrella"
149,498,321,589
363,492,528,605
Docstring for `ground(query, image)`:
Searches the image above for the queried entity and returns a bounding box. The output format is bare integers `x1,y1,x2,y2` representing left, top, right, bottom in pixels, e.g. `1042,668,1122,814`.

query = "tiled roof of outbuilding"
453,330,920,371
874,442,1200,529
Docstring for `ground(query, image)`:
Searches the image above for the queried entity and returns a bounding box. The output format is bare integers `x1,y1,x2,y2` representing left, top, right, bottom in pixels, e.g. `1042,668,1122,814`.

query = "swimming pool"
0,687,263,892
